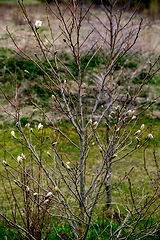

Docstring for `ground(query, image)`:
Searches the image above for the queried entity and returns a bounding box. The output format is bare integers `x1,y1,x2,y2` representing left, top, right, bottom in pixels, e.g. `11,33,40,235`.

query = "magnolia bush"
0,0,160,239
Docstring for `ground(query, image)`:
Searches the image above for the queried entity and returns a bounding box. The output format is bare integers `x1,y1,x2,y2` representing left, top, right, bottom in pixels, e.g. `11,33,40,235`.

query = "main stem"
106,3,114,209
79,132,85,239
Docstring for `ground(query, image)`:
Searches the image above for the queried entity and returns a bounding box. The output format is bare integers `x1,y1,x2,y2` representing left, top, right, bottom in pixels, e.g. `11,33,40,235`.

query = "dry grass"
1,3,160,54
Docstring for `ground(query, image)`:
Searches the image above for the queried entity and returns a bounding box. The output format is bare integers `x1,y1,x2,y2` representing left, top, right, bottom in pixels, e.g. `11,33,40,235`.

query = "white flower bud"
131,110,135,116
26,186,30,192
33,192,38,197
17,155,23,163
89,119,92,125
3,161,9,166
21,153,26,160
147,133,153,139
93,121,98,127
47,151,51,157
66,162,70,169
35,20,42,29
25,123,30,129
140,124,145,130
111,154,117,159
44,199,49,204
46,191,53,198
24,70,30,74
134,130,141,135
52,95,55,100
131,116,136,120
38,123,43,131
99,146,103,152
81,82,87,88
127,110,132,116
11,130,16,138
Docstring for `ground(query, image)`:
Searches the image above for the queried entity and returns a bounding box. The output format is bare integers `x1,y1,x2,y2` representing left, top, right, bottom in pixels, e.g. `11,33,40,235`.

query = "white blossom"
89,119,92,125
66,161,71,169
52,94,55,100
33,192,38,197
140,124,145,130
25,123,30,129
93,121,98,127
17,155,23,163
81,82,87,88
24,70,30,74
38,123,43,131
47,151,51,157
134,130,141,135
11,130,16,138
35,20,42,29
3,161,9,166
147,133,153,139
131,115,136,120
99,146,102,152
17,153,26,163
127,110,132,116
44,199,49,204
21,153,26,160
46,191,53,198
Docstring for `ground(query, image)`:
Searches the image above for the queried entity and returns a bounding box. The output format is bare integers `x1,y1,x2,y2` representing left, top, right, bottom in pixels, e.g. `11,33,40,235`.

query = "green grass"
1,217,159,240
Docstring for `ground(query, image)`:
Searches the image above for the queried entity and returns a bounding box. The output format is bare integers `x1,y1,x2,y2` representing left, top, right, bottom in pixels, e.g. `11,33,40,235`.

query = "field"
0,1,160,239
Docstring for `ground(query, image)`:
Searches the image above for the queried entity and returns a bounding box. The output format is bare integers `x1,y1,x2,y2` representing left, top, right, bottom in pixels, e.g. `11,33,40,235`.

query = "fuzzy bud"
52,95,55,100
147,133,153,139
46,191,53,198
33,192,38,198
24,70,30,74
17,155,23,163
38,123,43,131
3,161,9,167
99,146,103,153
131,116,136,121
66,161,71,170
11,130,16,138
111,154,117,159
35,20,42,29
89,119,92,125
25,123,30,129
47,151,51,157
134,130,141,135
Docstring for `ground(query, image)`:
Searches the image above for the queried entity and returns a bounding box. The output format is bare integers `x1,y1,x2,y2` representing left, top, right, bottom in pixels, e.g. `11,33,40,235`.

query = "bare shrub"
0,0,160,239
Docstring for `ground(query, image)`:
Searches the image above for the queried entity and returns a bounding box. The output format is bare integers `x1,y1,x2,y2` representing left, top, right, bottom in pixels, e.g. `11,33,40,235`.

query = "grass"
1,47,160,112
1,216,159,239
